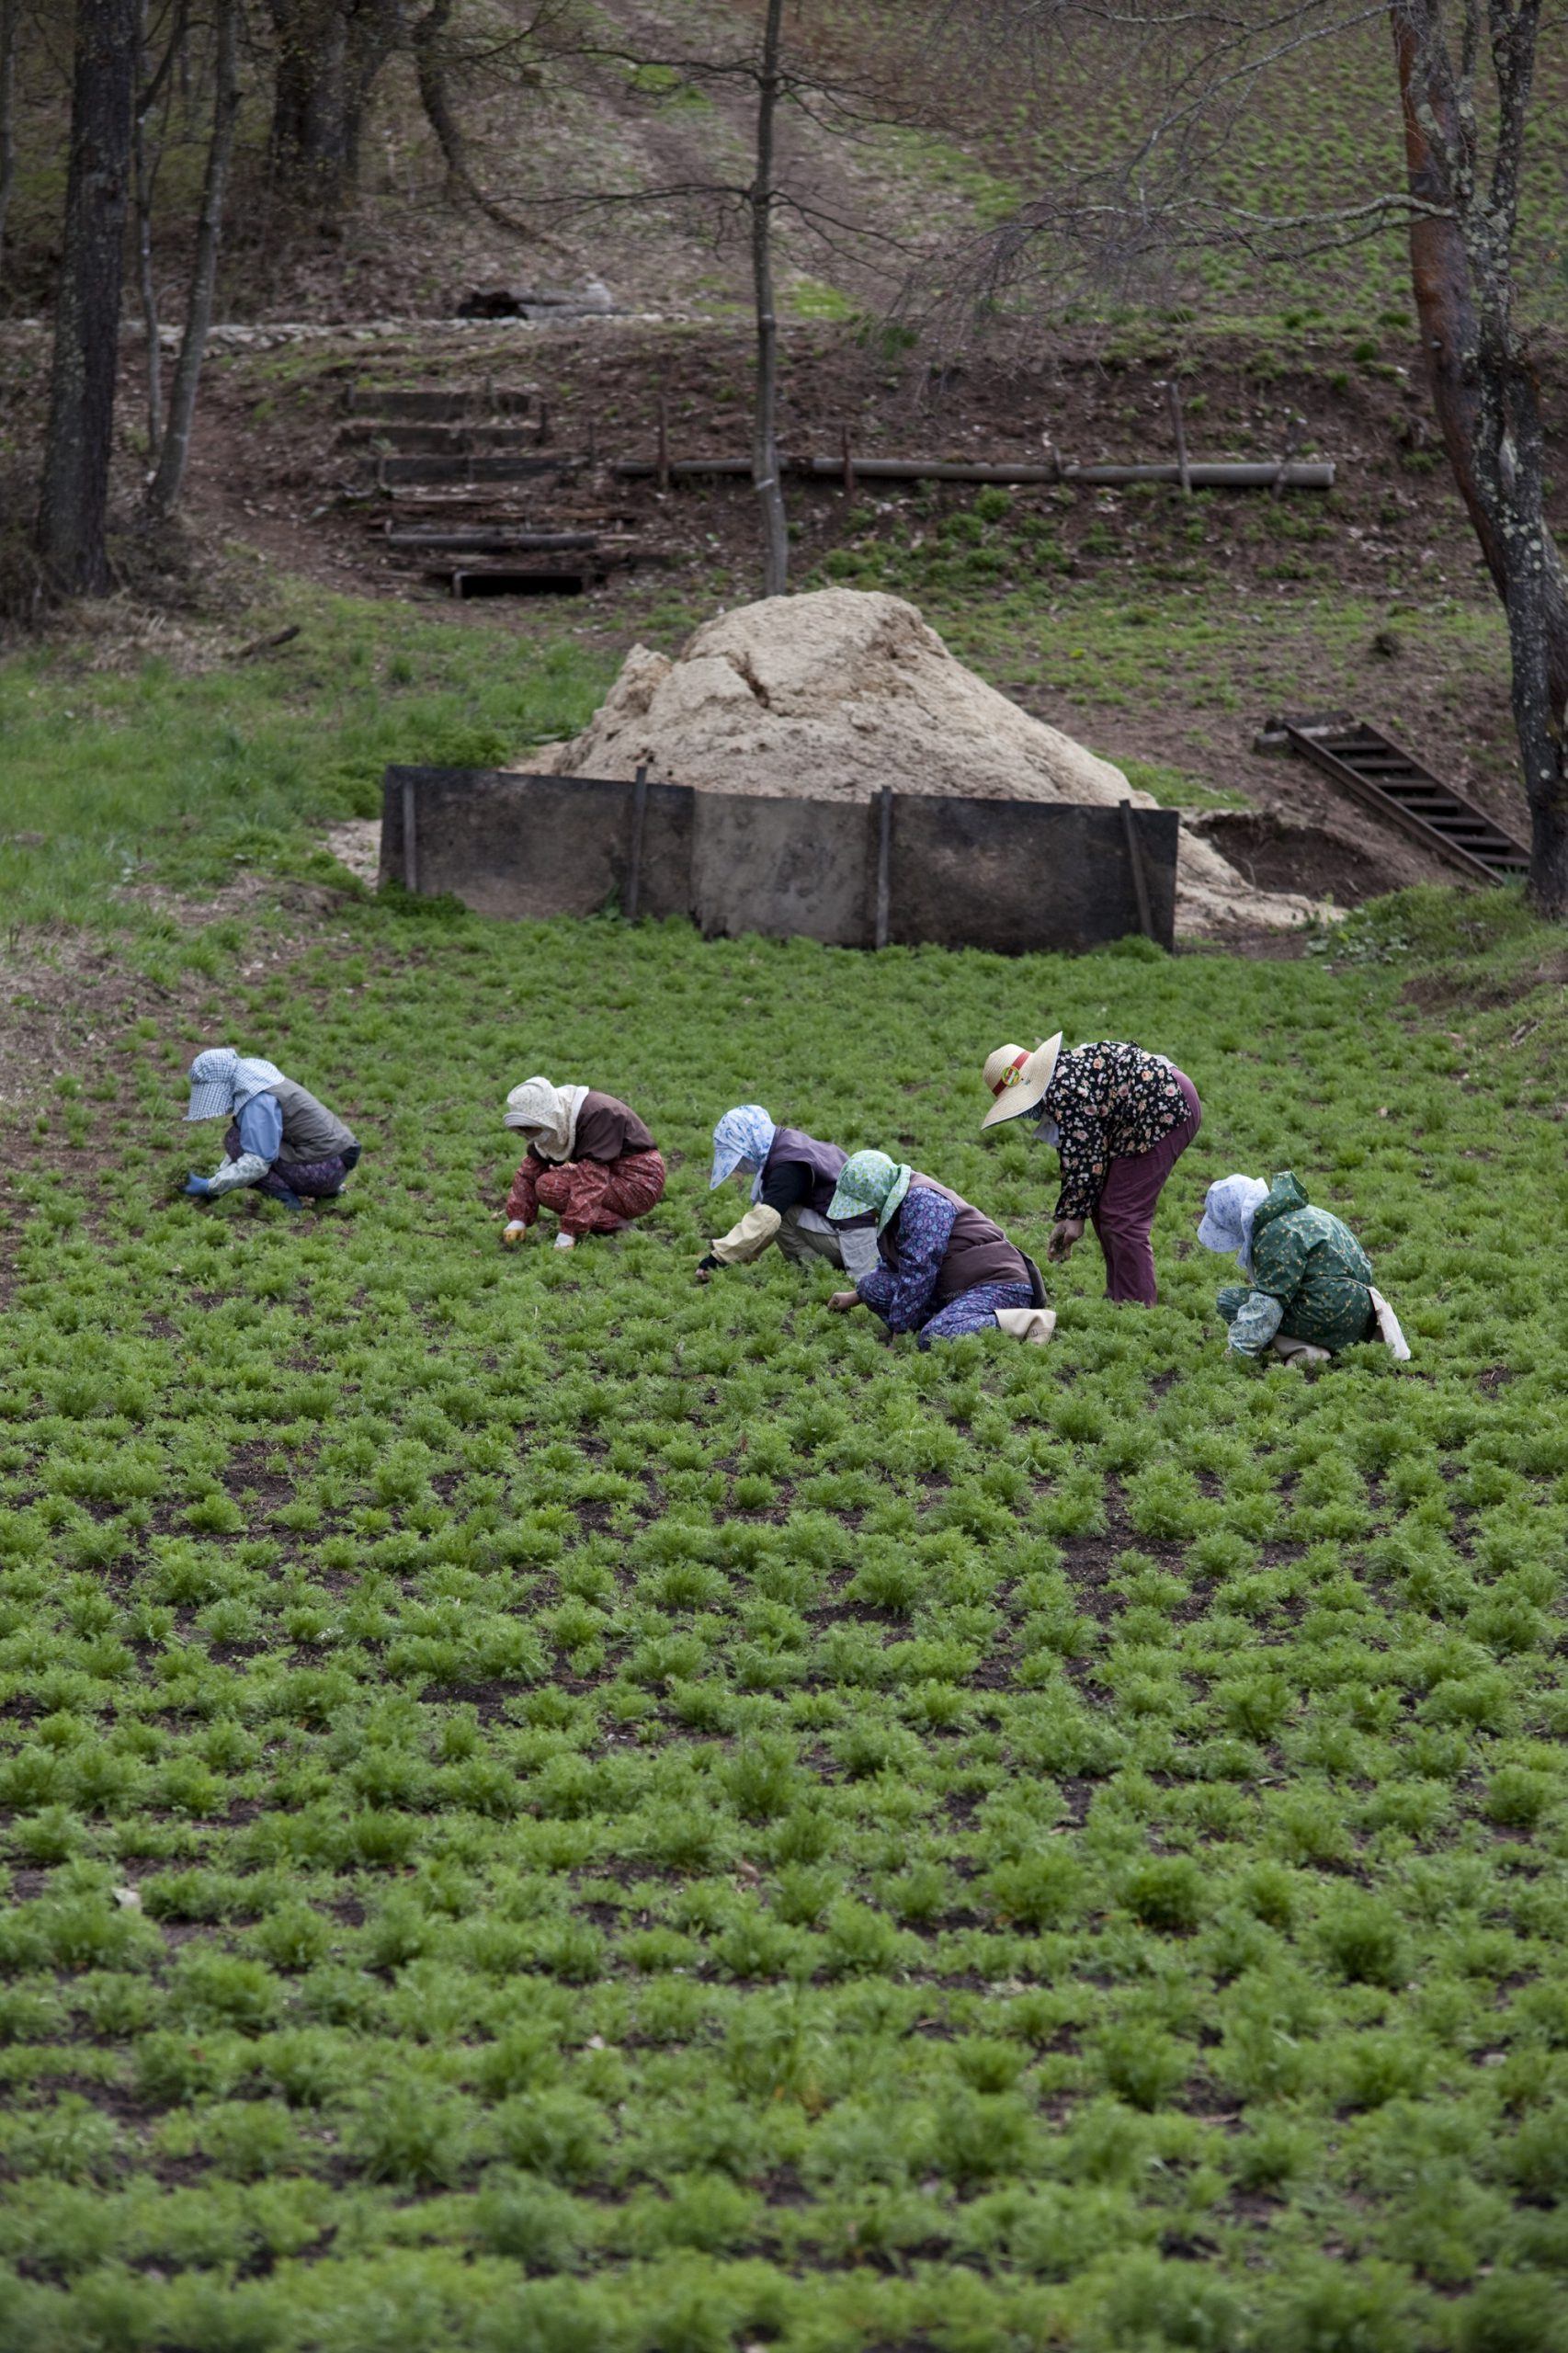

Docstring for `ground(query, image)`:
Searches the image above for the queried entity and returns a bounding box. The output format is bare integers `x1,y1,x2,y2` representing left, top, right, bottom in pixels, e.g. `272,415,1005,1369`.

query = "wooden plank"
401,776,419,894
381,528,601,551
625,764,649,921
347,386,531,419
874,787,893,950
377,454,583,484
1120,800,1158,942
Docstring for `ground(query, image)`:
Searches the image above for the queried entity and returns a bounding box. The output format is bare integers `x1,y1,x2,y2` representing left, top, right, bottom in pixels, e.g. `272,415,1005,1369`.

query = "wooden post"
874,787,892,949
625,763,649,920
1119,799,1155,943
1165,380,1191,495
656,395,670,493
402,776,419,896
841,423,855,497
1272,416,1303,502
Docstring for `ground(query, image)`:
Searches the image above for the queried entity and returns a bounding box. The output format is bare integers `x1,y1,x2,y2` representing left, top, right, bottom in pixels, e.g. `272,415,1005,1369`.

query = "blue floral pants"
916,1279,1034,1348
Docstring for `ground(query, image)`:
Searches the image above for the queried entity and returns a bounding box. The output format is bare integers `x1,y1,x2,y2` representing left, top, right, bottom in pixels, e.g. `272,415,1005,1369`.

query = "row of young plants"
0,888,1565,2350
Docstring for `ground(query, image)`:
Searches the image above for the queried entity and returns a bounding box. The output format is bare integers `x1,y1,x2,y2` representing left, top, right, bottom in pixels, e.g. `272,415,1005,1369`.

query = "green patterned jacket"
1217,1172,1375,1356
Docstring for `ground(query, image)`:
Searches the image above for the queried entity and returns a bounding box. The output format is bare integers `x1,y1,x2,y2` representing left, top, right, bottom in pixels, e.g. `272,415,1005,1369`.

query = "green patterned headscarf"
826,1150,912,1233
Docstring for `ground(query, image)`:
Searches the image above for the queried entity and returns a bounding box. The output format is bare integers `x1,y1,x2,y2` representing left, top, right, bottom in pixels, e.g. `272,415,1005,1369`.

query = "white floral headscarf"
1198,1175,1270,1271
503,1077,590,1162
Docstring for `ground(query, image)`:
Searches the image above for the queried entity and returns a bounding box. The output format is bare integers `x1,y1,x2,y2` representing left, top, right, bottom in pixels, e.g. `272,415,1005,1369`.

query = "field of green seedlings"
3,870,1568,2353
837,3,1568,332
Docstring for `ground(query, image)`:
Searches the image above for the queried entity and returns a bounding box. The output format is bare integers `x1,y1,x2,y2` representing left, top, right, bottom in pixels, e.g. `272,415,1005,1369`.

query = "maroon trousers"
1091,1071,1201,1305
511,1147,666,1238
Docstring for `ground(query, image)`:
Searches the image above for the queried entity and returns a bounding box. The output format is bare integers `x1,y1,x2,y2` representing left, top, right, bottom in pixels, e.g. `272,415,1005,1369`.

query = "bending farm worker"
182,1047,359,1211
502,1077,665,1252
697,1105,879,1283
980,1033,1201,1305
824,1150,1053,1349
1199,1172,1411,1367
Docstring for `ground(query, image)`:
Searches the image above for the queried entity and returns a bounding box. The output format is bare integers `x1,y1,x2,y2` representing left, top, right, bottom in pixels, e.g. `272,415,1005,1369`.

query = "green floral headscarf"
826,1150,912,1233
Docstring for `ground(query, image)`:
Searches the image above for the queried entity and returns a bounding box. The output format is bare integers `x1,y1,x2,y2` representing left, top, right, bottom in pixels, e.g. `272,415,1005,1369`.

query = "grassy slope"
3,616,1568,2347
0,549,1520,968
0,599,616,943
812,2,1568,332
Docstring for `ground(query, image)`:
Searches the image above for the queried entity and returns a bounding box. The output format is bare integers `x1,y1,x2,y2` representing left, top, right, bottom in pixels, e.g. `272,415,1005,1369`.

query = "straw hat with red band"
980,1033,1062,1130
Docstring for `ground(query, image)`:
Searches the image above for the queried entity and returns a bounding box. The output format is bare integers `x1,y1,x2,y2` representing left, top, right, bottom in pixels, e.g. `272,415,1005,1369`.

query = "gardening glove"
182,1174,212,1198
501,1222,528,1247
1047,1217,1085,1263
274,1187,305,1212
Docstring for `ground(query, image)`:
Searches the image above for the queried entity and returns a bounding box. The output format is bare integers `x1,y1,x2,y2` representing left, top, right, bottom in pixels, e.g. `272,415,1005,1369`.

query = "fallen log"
609,456,1335,489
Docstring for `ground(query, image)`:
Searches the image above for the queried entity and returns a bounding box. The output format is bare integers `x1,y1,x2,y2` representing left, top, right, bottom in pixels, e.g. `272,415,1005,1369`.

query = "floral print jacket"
856,1184,958,1334
1042,1042,1192,1221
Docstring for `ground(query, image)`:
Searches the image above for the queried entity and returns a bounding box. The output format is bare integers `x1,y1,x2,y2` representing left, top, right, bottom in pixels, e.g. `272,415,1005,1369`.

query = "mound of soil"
526,588,1326,934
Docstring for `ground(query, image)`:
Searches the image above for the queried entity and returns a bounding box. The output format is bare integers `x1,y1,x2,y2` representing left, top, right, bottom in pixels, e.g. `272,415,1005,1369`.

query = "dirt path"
562,0,978,315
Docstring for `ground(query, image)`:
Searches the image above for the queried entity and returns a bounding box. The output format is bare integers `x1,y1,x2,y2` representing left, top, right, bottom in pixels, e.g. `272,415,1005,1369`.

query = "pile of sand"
523,589,1324,933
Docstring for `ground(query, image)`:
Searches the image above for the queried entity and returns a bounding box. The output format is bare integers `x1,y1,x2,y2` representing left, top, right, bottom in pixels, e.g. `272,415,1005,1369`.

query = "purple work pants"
222,1122,358,1202
1090,1070,1201,1305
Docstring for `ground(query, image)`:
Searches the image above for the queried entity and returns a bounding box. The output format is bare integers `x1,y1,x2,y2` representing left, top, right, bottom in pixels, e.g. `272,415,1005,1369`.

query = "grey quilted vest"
268,1080,358,1165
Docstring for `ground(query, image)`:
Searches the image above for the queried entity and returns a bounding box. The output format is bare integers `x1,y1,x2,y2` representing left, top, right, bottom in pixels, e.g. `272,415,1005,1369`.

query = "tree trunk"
1392,0,1568,911
412,0,540,238
267,0,350,209
132,0,164,460
751,0,790,598
146,0,240,520
37,0,141,598
0,0,19,274
267,0,400,216
414,0,466,196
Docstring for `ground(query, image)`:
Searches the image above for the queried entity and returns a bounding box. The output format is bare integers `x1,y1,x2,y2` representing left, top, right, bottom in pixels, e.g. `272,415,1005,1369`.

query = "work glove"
182,1174,212,1198
501,1222,528,1248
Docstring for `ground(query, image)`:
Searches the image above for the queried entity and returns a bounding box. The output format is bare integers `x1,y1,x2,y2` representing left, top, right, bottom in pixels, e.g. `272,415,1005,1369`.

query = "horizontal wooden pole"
610,456,1335,489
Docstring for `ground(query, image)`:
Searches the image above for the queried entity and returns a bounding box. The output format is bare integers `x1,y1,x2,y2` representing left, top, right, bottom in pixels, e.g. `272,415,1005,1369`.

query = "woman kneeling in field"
501,1077,665,1252
1199,1173,1409,1365
181,1047,359,1211
697,1104,879,1282
825,1151,1052,1347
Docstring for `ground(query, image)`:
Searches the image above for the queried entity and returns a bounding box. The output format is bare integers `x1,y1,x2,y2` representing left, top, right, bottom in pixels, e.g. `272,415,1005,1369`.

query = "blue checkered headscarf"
710,1104,777,1195
185,1046,287,1121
